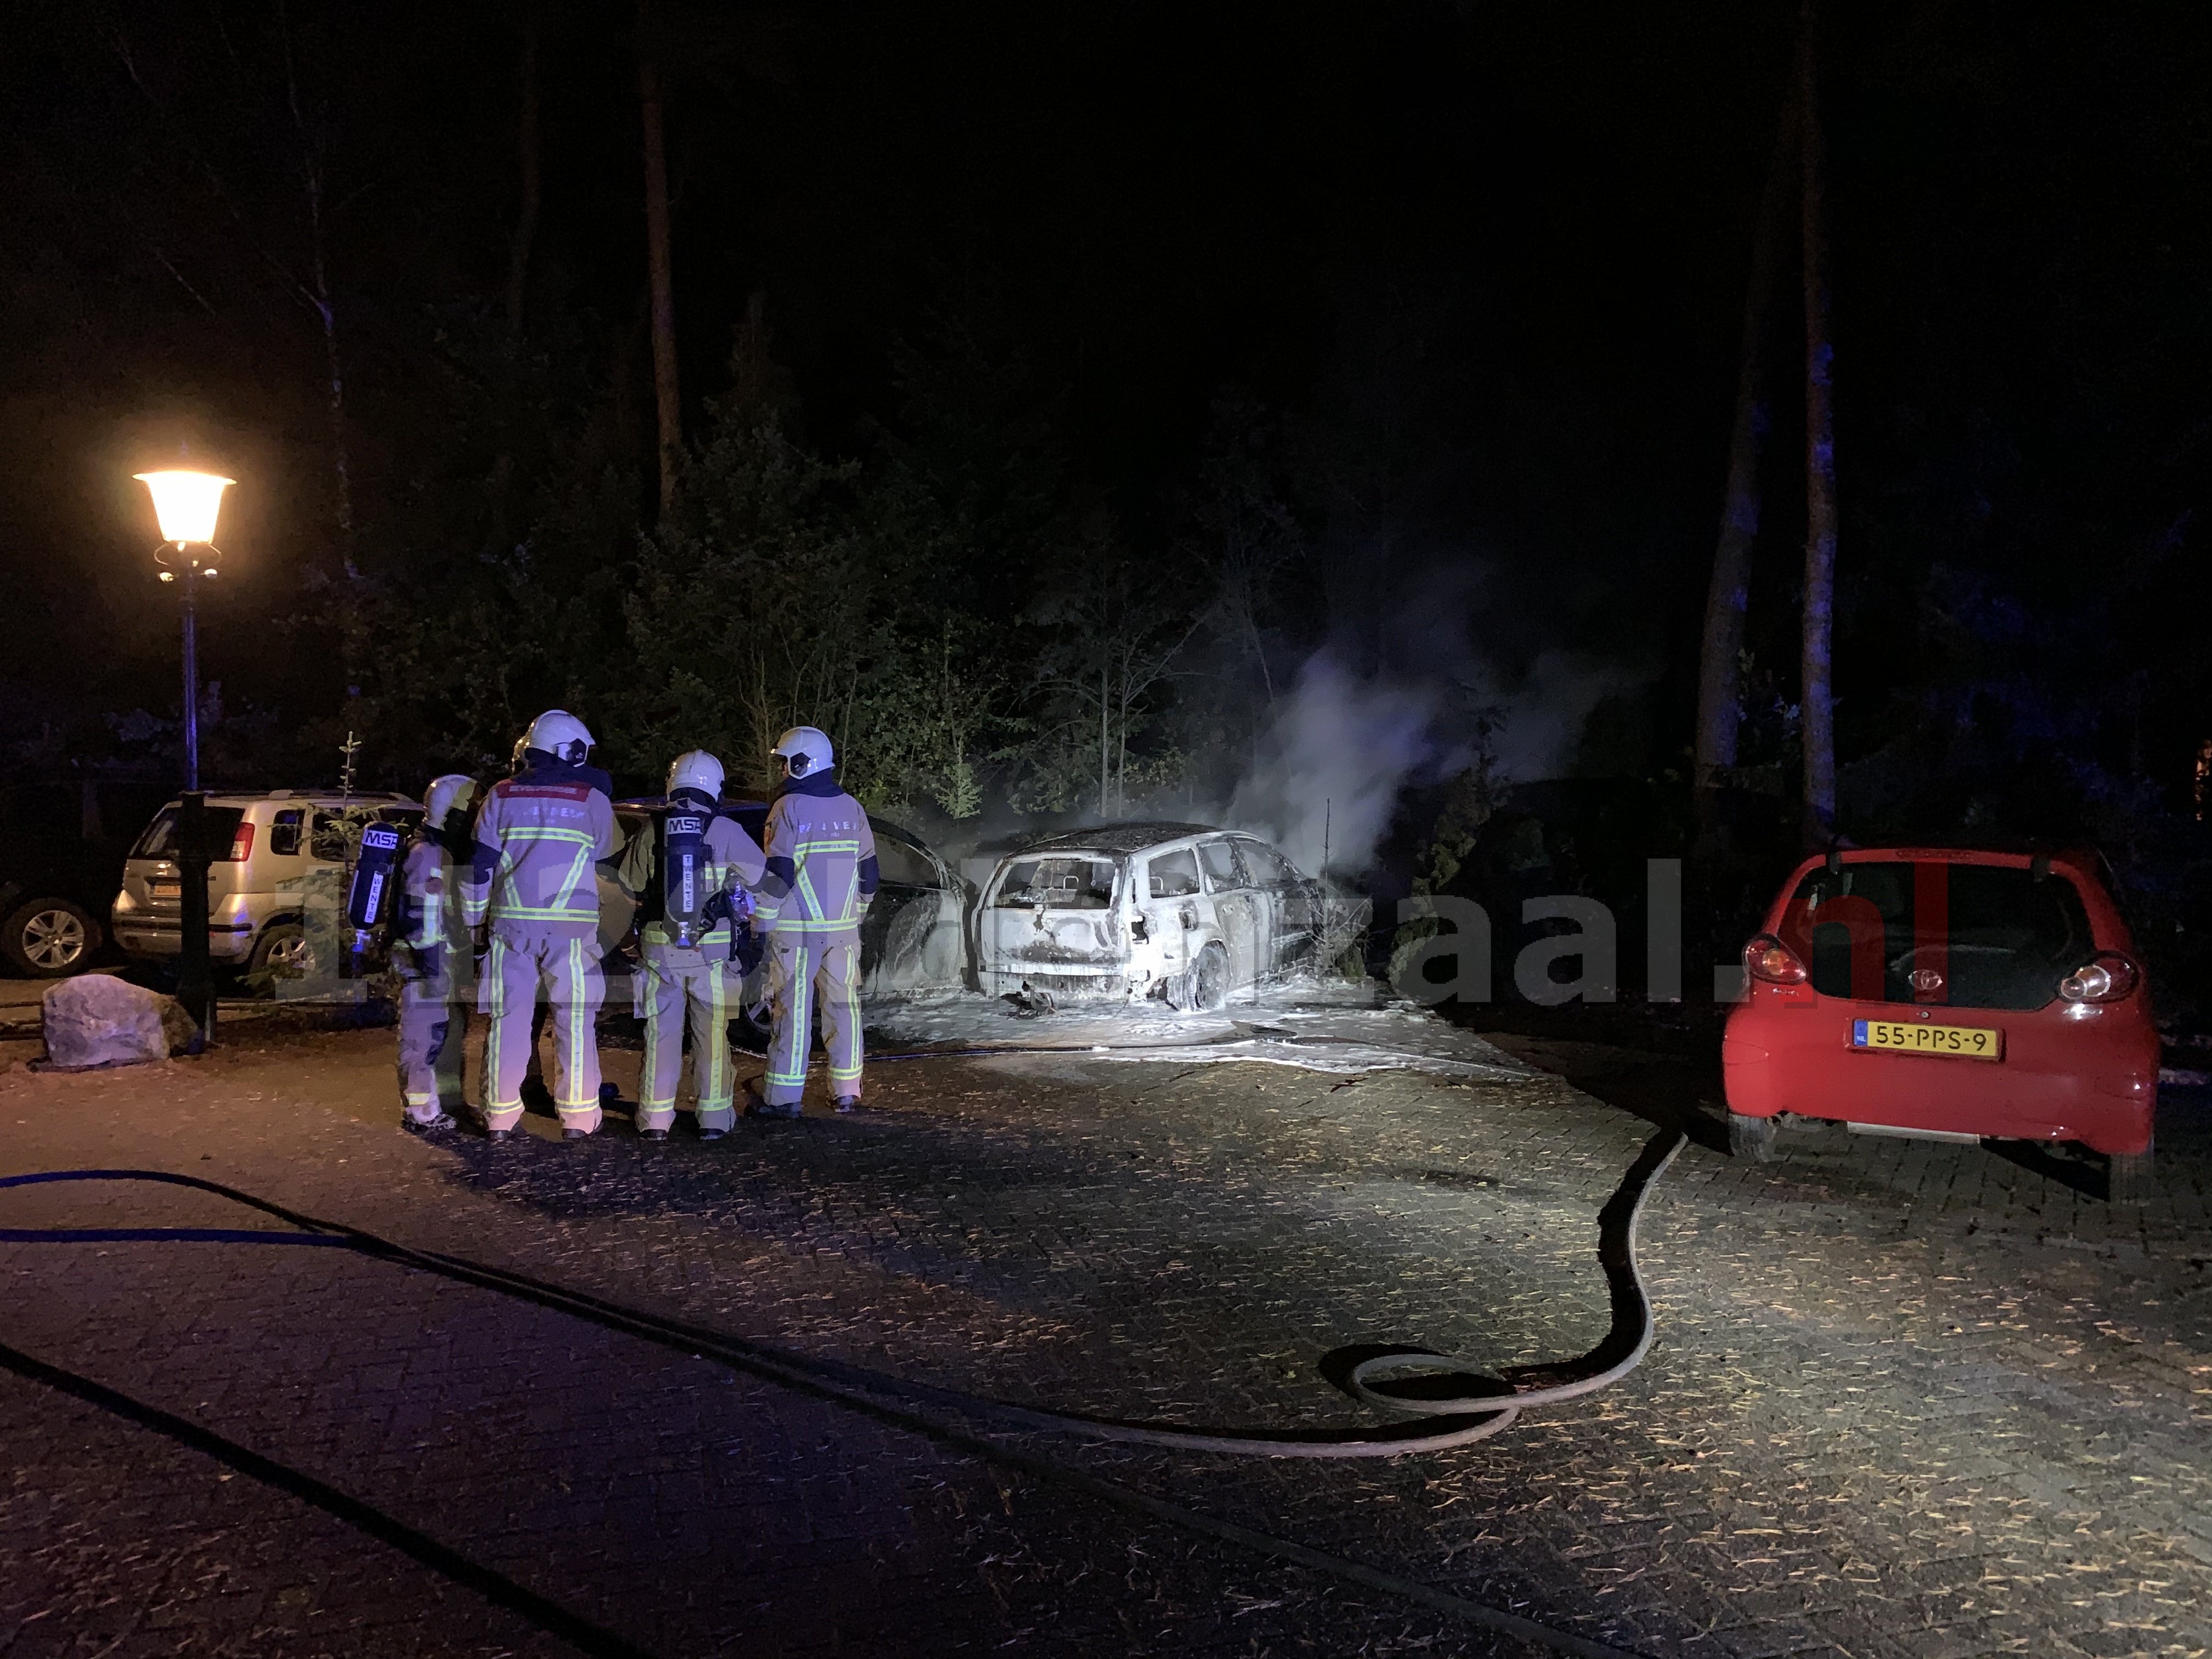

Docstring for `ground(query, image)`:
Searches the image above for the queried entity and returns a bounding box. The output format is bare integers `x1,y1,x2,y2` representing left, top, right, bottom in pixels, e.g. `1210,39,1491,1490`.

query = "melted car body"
973,822,1359,1010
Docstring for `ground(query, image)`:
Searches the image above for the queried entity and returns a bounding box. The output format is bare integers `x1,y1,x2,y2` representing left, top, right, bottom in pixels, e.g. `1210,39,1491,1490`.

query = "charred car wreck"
973,822,1367,1009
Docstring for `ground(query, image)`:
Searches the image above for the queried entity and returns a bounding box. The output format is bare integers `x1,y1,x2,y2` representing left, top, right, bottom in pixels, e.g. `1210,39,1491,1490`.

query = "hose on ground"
0,1131,1684,1659
0,1128,1681,1458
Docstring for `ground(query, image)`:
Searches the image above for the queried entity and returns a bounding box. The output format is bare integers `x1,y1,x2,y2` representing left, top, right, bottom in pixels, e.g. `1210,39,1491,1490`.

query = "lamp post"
134,470,233,1049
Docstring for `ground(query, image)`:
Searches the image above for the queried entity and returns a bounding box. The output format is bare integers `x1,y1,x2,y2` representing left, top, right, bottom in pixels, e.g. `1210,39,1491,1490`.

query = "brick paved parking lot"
0,1011,2206,1658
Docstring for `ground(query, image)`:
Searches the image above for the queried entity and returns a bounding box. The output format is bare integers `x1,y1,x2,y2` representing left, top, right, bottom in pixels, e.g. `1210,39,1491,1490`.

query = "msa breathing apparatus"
345,822,404,947
661,751,756,958
658,795,759,957
662,803,710,949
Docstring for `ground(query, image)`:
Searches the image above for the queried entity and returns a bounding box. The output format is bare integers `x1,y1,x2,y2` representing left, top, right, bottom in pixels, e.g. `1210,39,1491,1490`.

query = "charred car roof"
1003,822,1223,857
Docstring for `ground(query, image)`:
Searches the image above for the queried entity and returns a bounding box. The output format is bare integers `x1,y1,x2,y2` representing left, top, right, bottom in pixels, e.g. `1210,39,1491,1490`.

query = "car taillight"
227,822,256,862
2058,951,2138,1003
1744,933,1808,985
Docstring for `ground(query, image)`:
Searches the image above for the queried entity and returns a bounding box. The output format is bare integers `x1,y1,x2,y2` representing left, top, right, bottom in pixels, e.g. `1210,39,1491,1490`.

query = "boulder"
41,974,195,1070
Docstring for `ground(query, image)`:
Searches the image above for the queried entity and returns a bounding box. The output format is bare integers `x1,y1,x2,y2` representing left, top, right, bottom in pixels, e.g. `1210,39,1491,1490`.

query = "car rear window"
1779,861,2098,1011
130,805,247,861
995,857,1118,909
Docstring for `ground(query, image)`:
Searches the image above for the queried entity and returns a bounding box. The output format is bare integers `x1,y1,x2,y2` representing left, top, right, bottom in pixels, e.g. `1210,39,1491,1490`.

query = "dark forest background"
3,2,2209,1005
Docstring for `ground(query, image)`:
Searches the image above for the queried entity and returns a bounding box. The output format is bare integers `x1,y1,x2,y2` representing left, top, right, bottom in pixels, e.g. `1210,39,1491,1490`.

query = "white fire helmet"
526,709,595,764
667,749,725,801
424,774,478,830
770,725,833,778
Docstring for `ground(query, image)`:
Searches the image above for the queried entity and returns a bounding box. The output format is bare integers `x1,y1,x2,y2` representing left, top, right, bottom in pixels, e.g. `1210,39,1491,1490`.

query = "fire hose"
0,1127,1684,1658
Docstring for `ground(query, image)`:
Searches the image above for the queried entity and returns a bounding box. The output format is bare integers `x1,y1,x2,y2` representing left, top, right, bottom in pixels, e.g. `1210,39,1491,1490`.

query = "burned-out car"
973,823,1364,1009
605,800,969,1001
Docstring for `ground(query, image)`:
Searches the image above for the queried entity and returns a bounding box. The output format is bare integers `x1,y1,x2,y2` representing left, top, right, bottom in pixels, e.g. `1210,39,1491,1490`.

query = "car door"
1134,844,1203,986
861,821,966,994
1197,837,1263,989
1237,838,1314,972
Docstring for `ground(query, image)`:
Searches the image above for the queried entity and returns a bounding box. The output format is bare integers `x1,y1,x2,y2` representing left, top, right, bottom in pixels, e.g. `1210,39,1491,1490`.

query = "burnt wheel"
1728,1109,1779,1163
2,898,100,977
1188,941,1230,1013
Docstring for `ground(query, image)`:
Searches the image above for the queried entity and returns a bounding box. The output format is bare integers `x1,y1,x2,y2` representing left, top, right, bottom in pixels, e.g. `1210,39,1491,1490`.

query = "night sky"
3,2,2207,876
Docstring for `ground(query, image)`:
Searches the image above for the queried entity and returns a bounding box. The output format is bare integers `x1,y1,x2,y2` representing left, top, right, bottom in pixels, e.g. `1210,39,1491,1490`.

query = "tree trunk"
279,9,353,570
1694,94,1797,837
1798,0,1838,846
1116,672,1131,815
493,22,541,543
638,5,681,520
504,24,541,356
1099,668,1110,819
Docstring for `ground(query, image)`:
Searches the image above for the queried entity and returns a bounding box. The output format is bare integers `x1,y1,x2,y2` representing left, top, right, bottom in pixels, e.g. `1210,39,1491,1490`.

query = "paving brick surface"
0,1013,2205,1658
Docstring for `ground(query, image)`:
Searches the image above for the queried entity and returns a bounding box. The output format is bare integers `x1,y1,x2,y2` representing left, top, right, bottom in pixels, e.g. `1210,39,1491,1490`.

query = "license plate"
148,881,180,899
1852,1018,2004,1061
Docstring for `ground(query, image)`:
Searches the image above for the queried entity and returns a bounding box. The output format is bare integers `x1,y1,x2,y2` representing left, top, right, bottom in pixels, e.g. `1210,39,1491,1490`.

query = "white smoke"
1487,650,1636,781
1227,647,1638,878
1227,652,1463,877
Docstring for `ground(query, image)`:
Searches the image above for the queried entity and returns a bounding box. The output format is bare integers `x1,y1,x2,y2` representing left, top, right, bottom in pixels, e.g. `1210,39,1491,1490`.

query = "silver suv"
112,792,420,978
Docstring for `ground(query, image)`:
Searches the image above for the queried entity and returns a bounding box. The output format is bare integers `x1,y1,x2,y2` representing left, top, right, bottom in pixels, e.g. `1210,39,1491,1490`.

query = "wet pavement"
0,1002,2207,1658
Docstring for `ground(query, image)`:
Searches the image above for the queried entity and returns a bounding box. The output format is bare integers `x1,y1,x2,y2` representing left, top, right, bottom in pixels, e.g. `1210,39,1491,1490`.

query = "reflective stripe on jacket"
465,768,618,930
397,838,473,972
753,772,878,935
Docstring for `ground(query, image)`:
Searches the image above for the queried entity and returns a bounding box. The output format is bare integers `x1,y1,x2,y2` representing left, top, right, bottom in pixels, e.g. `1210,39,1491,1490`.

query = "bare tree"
491,21,542,542
1694,94,1796,833
1799,0,1839,844
504,21,541,357
276,2,353,564
639,2,681,518
1027,532,1200,817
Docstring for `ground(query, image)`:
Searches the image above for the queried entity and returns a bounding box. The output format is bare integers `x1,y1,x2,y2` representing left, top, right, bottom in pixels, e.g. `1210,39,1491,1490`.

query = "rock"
41,974,194,1069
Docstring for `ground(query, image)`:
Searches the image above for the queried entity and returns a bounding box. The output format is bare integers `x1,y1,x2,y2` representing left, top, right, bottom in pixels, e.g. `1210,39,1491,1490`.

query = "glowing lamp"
134,470,234,545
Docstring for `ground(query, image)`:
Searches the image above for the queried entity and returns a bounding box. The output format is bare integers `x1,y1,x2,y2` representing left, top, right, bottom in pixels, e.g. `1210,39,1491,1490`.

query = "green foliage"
1012,518,1201,816
614,413,1010,812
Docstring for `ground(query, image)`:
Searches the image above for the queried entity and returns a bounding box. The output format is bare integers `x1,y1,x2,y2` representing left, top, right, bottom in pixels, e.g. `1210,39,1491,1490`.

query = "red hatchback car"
1723,847,2157,1192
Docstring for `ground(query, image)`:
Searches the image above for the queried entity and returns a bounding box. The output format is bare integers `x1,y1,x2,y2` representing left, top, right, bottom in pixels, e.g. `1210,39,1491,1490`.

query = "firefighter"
394,774,479,1132
620,750,766,1141
498,727,561,1112
744,726,877,1118
464,709,620,1141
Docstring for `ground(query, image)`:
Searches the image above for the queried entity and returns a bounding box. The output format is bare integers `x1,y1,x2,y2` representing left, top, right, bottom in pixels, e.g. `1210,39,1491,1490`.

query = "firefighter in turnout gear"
745,726,877,1118
394,774,479,1131
618,751,766,1141
464,710,620,1140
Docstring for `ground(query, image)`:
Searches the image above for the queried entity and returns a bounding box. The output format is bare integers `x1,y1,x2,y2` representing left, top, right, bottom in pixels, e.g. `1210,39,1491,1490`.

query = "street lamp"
134,470,233,790
134,469,233,1049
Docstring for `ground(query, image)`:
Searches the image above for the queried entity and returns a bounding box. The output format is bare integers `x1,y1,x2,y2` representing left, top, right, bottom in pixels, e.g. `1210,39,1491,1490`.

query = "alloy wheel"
21,908,88,972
